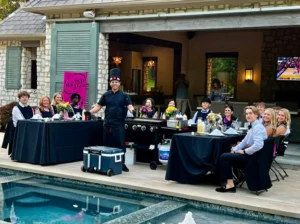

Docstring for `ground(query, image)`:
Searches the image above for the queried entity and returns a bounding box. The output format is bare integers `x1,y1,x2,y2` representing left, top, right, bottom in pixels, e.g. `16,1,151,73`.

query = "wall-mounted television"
277,57,300,81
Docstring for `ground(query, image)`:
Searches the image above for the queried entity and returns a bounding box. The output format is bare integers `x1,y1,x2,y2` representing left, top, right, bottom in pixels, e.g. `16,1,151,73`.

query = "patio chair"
272,134,291,180
270,136,285,182
233,138,275,195
210,101,226,114
1,120,15,155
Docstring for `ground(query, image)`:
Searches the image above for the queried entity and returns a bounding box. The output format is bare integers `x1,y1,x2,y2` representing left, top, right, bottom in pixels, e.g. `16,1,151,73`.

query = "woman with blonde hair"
37,96,54,118
51,92,63,114
262,108,277,137
275,108,291,136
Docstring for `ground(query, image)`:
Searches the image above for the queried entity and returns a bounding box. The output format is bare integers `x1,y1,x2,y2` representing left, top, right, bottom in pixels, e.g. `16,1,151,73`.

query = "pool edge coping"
0,163,300,221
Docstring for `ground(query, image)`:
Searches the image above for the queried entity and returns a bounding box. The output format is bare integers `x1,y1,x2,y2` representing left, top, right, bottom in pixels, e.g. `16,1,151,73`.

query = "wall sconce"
147,60,155,68
245,68,253,82
113,57,122,66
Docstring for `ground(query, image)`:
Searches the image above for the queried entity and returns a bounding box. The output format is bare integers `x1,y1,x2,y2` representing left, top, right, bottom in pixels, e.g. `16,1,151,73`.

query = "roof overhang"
0,33,46,41
23,0,262,14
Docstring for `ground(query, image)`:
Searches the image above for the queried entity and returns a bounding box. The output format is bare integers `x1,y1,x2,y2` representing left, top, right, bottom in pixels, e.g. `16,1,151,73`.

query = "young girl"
275,108,291,136
222,105,237,129
262,108,277,137
37,96,54,118
162,99,176,119
51,92,63,114
140,98,158,119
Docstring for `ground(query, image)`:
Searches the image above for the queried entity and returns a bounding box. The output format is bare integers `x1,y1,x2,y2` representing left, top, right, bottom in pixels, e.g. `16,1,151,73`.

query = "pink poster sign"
62,71,88,109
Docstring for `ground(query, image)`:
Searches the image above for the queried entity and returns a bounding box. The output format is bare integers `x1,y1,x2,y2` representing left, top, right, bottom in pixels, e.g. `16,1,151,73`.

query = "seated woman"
275,108,291,136
51,92,62,114
222,105,237,128
192,97,211,124
37,96,54,118
140,98,158,119
208,79,225,102
69,93,83,117
162,99,176,119
262,108,277,137
12,91,34,127
216,106,267,193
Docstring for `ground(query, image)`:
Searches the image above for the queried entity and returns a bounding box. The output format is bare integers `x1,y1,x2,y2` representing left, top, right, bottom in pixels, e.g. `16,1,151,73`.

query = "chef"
90,68,134,172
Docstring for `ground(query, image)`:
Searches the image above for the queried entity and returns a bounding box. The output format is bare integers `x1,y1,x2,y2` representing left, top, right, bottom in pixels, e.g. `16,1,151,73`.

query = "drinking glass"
205,124,211,133
222,124,227,132
236,121,241,130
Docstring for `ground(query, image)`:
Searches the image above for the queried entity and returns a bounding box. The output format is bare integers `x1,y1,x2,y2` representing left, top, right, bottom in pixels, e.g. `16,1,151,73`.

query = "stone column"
21,47,32,89
96,33,109,115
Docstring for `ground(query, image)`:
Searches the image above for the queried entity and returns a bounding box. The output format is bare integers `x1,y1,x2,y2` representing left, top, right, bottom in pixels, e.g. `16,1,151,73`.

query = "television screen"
277,57,300,81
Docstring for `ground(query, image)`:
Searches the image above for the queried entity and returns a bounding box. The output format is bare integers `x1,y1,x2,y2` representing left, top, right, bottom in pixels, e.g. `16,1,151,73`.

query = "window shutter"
6,47,22,89
50,23,99,110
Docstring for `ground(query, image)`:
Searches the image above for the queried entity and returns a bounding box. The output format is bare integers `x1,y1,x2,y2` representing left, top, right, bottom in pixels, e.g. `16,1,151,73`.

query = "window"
31,48,37,89
142,57,157,92
5,47,22,89
206,53,238,99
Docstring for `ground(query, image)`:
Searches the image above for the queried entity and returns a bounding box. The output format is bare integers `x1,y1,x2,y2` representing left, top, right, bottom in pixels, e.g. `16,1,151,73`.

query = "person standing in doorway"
175,72,189,115
90,68,135,172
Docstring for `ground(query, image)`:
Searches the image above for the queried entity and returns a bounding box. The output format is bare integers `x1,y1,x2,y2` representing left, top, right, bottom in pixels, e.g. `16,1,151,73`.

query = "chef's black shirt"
98,90,132,127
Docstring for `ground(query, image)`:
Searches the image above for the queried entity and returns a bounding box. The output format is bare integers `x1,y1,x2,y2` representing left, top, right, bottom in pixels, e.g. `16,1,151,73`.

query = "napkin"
224,127,238,135
31,114,43,120
52,114,60,120
209,129,225,136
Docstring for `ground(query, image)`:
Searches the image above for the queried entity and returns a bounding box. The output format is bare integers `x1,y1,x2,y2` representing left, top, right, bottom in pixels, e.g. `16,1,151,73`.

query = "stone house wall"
0,24,50,106
261,28,300,101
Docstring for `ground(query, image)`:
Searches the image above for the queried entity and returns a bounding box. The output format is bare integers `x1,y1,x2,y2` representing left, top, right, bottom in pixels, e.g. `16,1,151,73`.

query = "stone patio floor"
1,133,300,220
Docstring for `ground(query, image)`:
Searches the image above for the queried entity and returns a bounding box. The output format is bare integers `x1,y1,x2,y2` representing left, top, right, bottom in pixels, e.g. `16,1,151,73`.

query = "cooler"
82,146,124,176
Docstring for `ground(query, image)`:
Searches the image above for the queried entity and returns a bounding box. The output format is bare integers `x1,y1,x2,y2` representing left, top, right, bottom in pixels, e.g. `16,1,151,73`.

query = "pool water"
0,169,298,224
1,177,155,223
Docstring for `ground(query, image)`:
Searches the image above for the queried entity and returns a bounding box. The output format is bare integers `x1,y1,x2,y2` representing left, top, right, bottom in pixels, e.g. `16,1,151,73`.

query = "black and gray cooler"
81,146,124,176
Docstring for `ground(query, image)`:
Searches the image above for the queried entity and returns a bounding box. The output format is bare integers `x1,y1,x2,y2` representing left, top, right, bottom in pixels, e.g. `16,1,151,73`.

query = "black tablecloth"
160,127,191,139
12,120,103,165
165,133,244,184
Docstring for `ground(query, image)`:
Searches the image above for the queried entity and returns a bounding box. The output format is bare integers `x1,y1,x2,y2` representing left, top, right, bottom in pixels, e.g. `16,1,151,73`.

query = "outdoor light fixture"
83,10,95,18
147,60,155,68
113,56,122,66
245,68,253,82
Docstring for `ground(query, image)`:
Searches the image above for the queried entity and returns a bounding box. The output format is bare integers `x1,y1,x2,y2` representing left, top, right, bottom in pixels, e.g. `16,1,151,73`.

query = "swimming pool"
0,169,298,224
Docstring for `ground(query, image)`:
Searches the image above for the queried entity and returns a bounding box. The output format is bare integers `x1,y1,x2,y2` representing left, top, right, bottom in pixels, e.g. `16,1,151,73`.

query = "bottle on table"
197,118,206,133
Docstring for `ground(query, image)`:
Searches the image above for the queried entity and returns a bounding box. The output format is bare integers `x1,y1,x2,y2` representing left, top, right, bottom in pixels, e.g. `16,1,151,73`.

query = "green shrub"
0,101,18,130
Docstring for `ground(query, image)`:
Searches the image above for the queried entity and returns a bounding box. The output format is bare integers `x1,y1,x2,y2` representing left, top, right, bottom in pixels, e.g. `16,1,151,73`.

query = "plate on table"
193,132,209,136
239,127,248,131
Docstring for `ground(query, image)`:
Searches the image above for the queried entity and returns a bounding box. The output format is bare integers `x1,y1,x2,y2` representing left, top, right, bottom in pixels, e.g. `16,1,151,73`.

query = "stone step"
104,200,187,224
